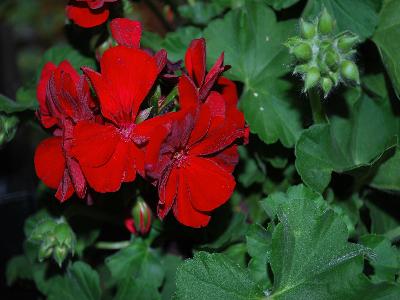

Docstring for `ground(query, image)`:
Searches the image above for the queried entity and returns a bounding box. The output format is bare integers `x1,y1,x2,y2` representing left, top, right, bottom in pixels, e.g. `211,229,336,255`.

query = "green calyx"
0,114,18,148
286,7,360,97
29,218,76,267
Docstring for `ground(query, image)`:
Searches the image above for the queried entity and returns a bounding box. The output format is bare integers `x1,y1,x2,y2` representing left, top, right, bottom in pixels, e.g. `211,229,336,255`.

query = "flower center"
119,123,136,140
173,149,188,168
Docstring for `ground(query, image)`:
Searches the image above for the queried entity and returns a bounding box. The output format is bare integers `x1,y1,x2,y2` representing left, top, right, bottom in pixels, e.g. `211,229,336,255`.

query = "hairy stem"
308,88,328,124
95,240,131,250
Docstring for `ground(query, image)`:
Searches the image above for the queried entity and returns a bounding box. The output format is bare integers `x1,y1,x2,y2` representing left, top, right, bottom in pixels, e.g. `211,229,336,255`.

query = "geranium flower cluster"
34,18,248,228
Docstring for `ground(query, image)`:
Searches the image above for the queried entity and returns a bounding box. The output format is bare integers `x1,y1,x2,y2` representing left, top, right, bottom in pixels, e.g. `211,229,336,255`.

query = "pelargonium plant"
2,0,400,299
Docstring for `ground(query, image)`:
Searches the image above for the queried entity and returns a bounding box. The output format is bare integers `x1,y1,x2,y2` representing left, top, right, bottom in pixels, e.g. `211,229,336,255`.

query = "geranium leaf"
265,0,301,10
373,0,400,99
295,95,398,193
204,2,302,147
370,149,400,192
175,252,264,300
47,262,101,300
106,239,164,294
303,0,380,40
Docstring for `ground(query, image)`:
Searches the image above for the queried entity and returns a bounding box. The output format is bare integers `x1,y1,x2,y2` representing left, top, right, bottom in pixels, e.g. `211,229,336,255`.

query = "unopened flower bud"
300,19,316,39
304,66,320,91
0,115,18,148
329,71,340,86
38,243,53,262
321,77,333,97
340,60,359,83
324,50,340,71
125,199,152,236
54,223,75,248
54,246,68,267
30,219,56,242
337,34,359,53
318,8,334,35
292,43,312,62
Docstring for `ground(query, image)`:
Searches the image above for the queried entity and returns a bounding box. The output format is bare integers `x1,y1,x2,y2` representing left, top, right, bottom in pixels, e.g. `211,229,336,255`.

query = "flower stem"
95,240,131,250
384,226,400,242
308,88,328,124
159,87,178,113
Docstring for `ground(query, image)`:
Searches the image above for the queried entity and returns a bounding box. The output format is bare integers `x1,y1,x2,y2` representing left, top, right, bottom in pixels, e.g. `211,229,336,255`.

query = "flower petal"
110,18,142,48
173,170,211,227
185,156,235,212
178,74,199,111
34,137,65,190
158,167,178,219
185,38,206,87
66,3,109,28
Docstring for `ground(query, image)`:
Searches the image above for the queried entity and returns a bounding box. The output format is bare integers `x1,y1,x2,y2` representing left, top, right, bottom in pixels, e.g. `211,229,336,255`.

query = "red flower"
66,0,118,28
71,46,168,193
184,38,229,102
34,61,95,201
145,78,247,227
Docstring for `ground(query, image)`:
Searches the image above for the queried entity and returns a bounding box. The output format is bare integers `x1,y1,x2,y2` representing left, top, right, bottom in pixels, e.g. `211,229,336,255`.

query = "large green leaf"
106,239,164,295
371,149,400,192
204,2,302,147
303,0,380,40
263,185,393,299
295,95,398,193
47,262,101,300
360,234,400,283
266,0,301,10
373,0,400,99
0,93,35,113
175,252,264,300
161,255,182,300
366,202,400,235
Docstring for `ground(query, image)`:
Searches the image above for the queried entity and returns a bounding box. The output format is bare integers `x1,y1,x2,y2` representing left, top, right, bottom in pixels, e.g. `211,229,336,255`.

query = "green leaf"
115,277,160,300
201,212,248,250
265,0,301,10
178,2,224,25
265,186,374,299
303,0,379,40
37,45,96,80
360,234,400,283
373,0,400,98
143,27,202,62
106,239,164,291
47,262,101,300
366,202,400,235
6,255,33,285
371,149,400,192
295,95,398,192
175,252,264,300
362,73,388,100
161,255,182,300
204,2,302,147
0,93,35,113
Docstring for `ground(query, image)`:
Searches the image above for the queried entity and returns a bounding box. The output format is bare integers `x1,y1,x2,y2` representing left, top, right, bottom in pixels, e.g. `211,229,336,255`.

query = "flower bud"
125,199,152,236
54,245,68,267
54,223,75,248
300,19,316,39
329,71,340,86
337,34,359,53
292,42,312,62
321,77,333,97
0,115,18,148
304,66,320,91
318,8,334,35
324,50,340,71
340,60,359,83
30,219,57,242
38,242,54,262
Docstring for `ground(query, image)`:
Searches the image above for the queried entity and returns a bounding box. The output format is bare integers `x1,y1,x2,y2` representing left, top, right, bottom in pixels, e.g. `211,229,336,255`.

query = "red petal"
72,121,119,168
184,156,235,212
110,18,142,48
66,4,109,28
185,38,206,87
81,137,138,193
124,218,137,234
173,170,211,227
34,137,65,190
154,49,168,73
158,167,178,219
178,74,199,111
55,169,75,202
208,145,239,173
199,52,225,100
83,46,158,124
217,76,238,106
37,62,58,128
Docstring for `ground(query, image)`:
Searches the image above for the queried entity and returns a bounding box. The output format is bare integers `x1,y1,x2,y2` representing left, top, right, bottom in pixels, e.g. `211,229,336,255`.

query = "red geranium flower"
145,77,247,227
66,0,118,28
71,46,168,193
34,61,95,201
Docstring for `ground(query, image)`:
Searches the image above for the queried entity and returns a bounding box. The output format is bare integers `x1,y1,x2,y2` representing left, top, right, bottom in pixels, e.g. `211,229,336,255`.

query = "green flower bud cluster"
29,218,76,267
0,114,18,148
285,8,360,97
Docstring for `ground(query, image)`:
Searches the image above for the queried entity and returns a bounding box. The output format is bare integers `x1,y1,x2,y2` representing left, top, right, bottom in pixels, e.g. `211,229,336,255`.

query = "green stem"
384,226,400,242
159,87,178,113
308,88,328,124
95,240,131,250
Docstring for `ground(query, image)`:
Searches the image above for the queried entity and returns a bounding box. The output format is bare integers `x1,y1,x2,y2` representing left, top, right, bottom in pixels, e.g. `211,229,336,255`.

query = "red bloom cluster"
35,19,248,228
66,0,118,28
